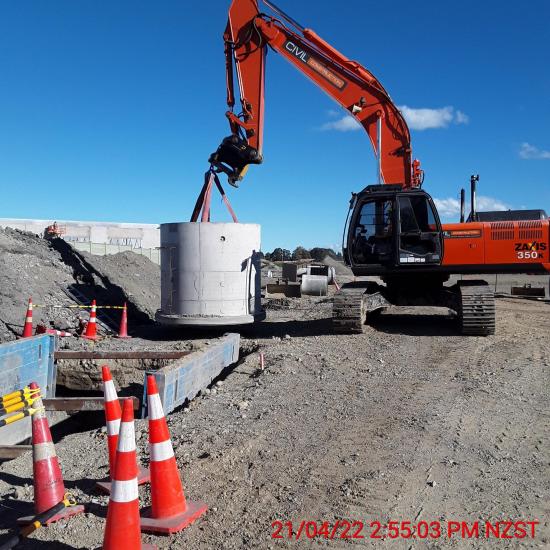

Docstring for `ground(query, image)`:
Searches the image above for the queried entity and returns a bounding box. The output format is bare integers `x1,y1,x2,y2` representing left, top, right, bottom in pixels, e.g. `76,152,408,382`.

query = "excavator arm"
209,0,423,189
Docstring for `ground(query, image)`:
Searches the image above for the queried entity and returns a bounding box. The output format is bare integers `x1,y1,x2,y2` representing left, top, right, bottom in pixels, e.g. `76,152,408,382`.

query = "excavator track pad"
458,282,495,336
332,285,367,334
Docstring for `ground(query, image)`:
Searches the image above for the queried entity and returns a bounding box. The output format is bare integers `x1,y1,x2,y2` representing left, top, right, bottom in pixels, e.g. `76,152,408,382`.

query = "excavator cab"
345,185,443,274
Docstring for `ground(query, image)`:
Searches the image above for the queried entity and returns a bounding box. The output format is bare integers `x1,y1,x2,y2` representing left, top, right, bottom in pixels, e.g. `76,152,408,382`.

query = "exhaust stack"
460,188,465,223
470,174,479,222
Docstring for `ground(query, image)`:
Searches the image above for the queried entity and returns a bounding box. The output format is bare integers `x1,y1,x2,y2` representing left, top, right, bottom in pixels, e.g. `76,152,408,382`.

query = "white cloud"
319,106,469,132
434,196,510,218
320,115,361,132
477,196,510,211
519,142,550,160
433,197,461,217
455,110,470,124
398,105,469,130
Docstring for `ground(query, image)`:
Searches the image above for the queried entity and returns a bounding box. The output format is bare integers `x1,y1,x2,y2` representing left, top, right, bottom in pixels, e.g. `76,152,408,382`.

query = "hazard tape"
33,305,125,309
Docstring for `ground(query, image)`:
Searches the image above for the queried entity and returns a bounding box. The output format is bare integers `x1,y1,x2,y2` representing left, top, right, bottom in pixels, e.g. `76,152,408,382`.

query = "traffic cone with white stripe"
18,382,84,525
82,299,98,340
21,298,33,338
35,324,73,337
96,366,149,494
140,375,207,534
102,399,156,550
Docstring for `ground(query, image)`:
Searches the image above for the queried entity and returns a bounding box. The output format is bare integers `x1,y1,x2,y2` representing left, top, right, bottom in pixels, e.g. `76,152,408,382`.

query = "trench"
48,343,258,443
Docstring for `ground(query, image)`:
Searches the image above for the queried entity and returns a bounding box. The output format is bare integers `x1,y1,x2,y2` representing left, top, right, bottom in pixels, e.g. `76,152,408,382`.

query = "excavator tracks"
458,284,495,336
332,285,366,333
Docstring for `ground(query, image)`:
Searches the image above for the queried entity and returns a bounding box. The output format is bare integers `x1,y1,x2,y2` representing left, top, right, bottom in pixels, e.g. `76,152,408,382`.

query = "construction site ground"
1,283,549,548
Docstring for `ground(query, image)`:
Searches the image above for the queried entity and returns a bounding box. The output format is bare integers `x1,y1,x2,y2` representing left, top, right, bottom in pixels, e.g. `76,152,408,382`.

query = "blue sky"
0,0,549,252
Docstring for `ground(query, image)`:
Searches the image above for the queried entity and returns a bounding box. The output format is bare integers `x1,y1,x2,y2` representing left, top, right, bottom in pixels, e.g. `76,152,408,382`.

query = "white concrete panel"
0,218,160,249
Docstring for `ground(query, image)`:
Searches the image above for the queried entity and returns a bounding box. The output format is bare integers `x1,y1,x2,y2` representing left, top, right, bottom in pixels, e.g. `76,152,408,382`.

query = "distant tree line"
261,246,343,262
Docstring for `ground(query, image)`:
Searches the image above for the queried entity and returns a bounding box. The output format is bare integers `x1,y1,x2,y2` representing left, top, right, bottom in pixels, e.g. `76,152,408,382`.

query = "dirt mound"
0,228,160,342
322,254,353,276
78,250,160,321
0,228,77,340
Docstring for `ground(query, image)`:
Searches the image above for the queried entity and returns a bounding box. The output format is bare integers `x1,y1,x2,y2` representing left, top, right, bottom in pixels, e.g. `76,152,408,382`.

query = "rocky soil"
0,291,548,549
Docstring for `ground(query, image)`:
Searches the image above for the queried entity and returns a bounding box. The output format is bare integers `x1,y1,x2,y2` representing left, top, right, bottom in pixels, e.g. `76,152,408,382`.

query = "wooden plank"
0,445,32,459
511,286,545,297
43,396,139,412
54,351,190,360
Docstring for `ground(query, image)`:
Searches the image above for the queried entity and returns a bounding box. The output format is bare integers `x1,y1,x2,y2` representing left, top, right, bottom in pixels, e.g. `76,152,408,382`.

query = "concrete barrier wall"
0,335,56,445
0,218,160,255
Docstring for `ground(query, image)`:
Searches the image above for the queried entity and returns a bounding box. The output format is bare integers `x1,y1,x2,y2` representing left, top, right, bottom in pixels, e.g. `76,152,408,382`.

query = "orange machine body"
442,220,550,273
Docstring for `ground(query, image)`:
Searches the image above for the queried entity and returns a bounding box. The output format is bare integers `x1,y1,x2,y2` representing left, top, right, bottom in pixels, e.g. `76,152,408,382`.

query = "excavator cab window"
348,190,443,270
351,199,394,266
397,194,442,264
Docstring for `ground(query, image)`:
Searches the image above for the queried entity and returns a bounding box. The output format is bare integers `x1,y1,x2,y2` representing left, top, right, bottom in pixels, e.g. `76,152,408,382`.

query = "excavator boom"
211,0,422,188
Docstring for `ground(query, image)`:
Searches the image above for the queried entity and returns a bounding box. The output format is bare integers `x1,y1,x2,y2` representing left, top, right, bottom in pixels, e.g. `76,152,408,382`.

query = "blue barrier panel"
141,333,240,417
0,335,56,397
0,335,56,445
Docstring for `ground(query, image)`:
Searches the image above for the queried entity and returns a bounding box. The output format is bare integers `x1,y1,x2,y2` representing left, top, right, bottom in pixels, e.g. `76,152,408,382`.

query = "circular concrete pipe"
156,222,266,326
300,274,328,296
300,265,336,284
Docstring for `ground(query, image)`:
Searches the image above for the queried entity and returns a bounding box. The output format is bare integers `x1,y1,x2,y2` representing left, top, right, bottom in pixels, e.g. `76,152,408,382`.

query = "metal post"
470,174,479,222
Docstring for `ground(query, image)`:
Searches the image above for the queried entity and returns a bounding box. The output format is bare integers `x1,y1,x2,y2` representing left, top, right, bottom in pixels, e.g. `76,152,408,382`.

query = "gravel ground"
0,292,548,549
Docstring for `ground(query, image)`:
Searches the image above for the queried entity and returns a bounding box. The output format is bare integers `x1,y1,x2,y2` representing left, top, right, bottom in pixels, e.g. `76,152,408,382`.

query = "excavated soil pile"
322,254,353,276
0,228,77,341
0,227,160,342
76,250,160,321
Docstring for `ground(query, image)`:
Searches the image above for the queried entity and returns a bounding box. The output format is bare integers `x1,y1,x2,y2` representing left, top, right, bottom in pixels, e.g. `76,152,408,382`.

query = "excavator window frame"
346,189,444,271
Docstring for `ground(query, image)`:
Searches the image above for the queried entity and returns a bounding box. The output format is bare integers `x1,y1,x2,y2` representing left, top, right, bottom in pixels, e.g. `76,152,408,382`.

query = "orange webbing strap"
212,172,239,223
190,170,214,222
201,176,213,222
190,169,239,223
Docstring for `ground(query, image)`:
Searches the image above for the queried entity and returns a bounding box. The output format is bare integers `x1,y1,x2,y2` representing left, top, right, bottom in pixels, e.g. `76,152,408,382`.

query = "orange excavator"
209,0,550,335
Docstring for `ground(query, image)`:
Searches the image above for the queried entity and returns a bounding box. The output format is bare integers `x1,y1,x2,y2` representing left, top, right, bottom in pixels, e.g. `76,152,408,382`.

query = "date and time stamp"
271,519,540,541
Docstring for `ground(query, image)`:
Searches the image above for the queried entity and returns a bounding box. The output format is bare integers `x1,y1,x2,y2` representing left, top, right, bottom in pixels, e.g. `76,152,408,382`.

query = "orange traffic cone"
116,303,131,339
18,382,84,525
21,298,33,338
96,366,149,493
102,399,156,550
82,299,98,340
140,375,207,534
